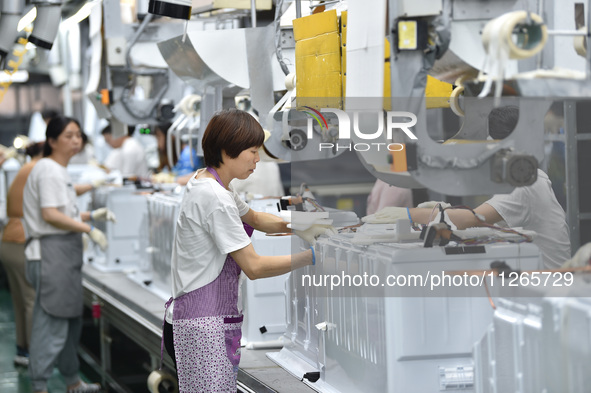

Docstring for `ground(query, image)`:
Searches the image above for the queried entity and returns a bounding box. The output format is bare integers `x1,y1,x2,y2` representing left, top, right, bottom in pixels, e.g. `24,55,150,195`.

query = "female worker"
23,116,114,393
0,141,44,367
163,108,329,392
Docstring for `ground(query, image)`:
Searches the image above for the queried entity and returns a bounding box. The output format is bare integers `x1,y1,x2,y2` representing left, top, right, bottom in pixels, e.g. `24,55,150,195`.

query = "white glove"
417,201,452,210
152,172,176,184
91,208,117,223
92,178,107,188
294,224,337,245
89,227,108,251
362,207,408,224
82,233,89,252
561,242,591,269
0,145,17,159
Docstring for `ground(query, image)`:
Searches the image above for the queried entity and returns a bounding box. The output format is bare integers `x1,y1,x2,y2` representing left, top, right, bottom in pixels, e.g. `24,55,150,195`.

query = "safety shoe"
13,355,29,367
66,381,101,393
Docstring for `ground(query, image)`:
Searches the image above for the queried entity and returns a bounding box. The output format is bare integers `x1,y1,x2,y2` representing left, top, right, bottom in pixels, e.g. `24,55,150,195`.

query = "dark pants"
163,321,177,373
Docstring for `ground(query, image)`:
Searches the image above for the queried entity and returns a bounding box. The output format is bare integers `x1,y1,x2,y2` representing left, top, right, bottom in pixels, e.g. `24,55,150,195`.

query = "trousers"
27,260,82,392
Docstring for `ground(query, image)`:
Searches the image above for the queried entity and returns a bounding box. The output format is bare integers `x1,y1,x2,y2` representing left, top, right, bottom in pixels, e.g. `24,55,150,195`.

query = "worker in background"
101,124,149,178
41,109,58,125
69,131,96,165
363,106,571,269
152,122,202,179
366,179,413,215
163,109,332,391
23,116,116,393
0,141,44,368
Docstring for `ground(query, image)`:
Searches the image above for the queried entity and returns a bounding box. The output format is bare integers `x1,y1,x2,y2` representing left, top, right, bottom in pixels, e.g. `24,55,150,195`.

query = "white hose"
574,26,587,57
480,11,548,98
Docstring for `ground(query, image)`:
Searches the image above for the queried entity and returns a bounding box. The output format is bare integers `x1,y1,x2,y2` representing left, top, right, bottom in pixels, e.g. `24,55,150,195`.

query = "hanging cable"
274,0,291,75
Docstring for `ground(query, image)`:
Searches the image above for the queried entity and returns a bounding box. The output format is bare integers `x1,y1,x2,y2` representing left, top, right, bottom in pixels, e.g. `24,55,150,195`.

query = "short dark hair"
201,108,264,168
488,106,519,140
44,116,81,157
41,109,59,122
101,124,135,137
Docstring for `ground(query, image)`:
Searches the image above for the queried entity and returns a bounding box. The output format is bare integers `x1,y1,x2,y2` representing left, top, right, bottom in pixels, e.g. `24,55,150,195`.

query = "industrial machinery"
2,0,589,391
474,278,591,393
85,185,150,272
270,231,541,393
126,191,183,300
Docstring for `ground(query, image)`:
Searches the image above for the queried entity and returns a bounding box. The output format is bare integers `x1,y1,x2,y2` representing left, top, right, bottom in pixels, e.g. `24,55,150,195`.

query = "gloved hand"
92,178,107,188
152,172,176,184
82,233,89,252
294,224,337,245
417,201,452,210
88,227,108,251
91,208,117,223
0,145,18,159
362,207,408,224
561,242,591,269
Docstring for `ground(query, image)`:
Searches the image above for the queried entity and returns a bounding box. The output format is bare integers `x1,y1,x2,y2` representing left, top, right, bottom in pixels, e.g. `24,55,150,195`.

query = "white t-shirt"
167,171,251,321
485,169,571,269
23,158,81,260
104,137,149,178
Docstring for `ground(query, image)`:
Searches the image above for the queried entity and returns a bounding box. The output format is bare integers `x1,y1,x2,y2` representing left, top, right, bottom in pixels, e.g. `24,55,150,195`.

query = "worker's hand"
0,145,17,160
88,227,108,251
294,224,337,245
91,208,117,223
152,172,176,184
92,178,107,188
362,207,408,224
561,242,591,269
417,201,452,210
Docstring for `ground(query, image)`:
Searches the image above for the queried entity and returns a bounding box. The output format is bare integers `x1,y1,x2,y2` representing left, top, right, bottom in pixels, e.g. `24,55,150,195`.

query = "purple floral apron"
166,167,253,392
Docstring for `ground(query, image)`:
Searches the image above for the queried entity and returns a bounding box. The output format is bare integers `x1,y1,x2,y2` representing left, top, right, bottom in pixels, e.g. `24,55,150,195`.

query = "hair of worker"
100,125,136,137
44,116,81,157
25,141,44,158
201,108,264,168
41,108,59,122
488,105,519,140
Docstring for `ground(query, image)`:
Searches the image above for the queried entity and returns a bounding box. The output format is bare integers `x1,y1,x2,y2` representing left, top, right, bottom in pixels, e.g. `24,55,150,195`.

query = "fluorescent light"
17,7,37,32
61,0,101,30
0,70,29,83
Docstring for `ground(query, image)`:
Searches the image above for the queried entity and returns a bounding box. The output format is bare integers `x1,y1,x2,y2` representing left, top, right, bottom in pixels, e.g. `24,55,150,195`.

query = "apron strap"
206,167,225,188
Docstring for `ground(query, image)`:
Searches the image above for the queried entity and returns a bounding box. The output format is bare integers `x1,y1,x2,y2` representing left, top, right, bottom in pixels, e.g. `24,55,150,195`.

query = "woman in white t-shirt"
23,116,114,393
163,109,327,391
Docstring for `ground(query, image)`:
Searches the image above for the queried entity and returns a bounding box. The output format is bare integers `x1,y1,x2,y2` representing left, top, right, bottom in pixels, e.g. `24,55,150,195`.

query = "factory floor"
0,285,72,393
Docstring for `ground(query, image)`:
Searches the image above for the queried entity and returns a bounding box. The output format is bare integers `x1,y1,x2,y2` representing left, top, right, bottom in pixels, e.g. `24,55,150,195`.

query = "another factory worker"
363,106,571,269
0,141,44,368
101,124,149,178
153,122,202,178
163,109,328,391
23,116,115,393
366,179,413,215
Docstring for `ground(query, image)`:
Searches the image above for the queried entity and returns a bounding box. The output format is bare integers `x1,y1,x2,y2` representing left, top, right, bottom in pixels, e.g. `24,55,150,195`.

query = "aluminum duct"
29,1,62,50
0,0,25,63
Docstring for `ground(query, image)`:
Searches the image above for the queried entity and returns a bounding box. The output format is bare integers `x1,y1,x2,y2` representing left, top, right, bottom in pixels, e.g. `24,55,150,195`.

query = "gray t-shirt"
23,158,80,260
486,169,571,269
